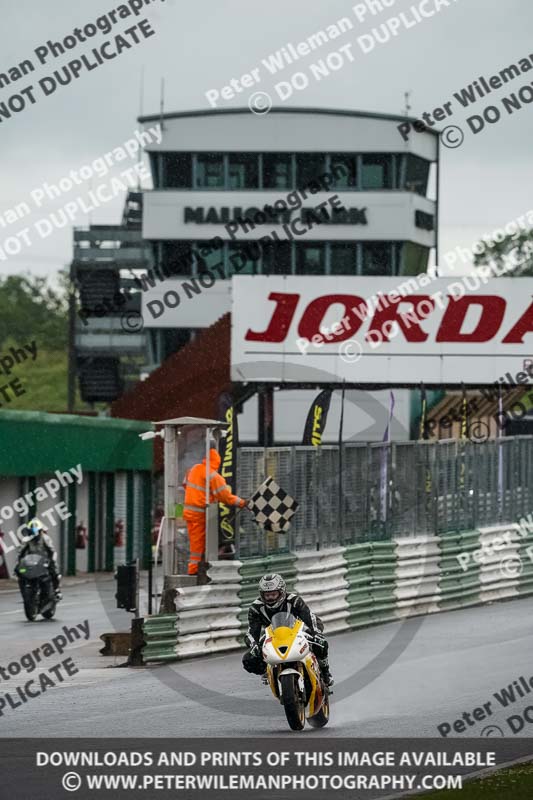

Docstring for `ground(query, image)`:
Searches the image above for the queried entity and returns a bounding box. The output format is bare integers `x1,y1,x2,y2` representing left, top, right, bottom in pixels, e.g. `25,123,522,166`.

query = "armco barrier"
438,530,481,610
142,521,533,663
143,614,178,662
293,547,349,634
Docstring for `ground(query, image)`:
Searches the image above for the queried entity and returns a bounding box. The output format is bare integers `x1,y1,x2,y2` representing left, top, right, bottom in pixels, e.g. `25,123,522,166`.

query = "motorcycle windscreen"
19,554,49,578
270,611,297,630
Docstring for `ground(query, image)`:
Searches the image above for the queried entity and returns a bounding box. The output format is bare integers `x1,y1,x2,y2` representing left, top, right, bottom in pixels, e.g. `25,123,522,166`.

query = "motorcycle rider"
16,518,62,600
242,573,333,687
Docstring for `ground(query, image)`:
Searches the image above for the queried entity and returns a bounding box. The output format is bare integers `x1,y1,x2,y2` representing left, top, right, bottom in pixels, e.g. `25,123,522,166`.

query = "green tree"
0,273,84,412
0,273,68,349
473,229,533,277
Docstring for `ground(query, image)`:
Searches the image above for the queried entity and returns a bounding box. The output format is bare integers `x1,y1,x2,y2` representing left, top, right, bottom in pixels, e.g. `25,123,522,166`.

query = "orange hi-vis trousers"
184,509,206,575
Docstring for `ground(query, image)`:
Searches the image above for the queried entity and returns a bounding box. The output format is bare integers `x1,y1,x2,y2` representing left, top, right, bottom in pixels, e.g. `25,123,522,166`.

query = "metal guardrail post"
432,442,439,536
128,617,145,666
205,502,219,563
163,425,178,577
286,446,295,554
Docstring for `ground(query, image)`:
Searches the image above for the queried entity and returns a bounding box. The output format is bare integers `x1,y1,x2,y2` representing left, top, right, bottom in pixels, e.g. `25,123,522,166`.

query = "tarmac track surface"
0,578,532,738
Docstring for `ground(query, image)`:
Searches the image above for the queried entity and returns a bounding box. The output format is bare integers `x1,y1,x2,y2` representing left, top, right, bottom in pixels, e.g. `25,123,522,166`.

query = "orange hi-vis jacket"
184,449,245,513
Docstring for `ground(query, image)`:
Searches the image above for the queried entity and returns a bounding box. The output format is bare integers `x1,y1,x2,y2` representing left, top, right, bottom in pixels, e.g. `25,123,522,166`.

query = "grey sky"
1,0,532,281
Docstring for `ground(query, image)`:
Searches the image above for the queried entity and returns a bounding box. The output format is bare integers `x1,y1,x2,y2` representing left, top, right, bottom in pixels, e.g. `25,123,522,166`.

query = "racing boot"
318,657,334,688
53,573,62,601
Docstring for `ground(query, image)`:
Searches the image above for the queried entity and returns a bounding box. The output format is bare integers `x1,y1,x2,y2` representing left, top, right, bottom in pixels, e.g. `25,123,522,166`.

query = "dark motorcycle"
16,554,57,621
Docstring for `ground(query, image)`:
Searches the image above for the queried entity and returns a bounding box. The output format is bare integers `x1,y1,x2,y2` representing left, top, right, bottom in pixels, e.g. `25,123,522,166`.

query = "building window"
195,153,224,188
395,154,406,190
362,242,392,275
228,154,259,189
296,154,327,188
197,241,226,277
227,242,260,275
330,242,358,275
361,154,392,189
263,154,292,189
405,155,430,195
295,243,325,274
400,242,430,275
330,154,357,189
149,154,160,188
161,153,192,188
262,241,292,275
161,329,192,360
161,241,199,276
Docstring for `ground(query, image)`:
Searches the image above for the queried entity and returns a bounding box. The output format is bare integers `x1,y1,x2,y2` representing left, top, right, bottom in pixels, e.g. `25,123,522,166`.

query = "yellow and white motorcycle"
261,611,330,731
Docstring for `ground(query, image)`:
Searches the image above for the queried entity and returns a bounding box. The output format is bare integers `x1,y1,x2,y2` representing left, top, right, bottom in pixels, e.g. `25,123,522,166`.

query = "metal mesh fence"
235,436,533,558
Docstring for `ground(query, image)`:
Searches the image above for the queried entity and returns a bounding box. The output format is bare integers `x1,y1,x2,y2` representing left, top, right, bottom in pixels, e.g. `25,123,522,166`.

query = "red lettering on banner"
298,295,366,341
436,296,506,342
245,292,300,342
369,296,434,342
502,299,533,343
243,291,533,346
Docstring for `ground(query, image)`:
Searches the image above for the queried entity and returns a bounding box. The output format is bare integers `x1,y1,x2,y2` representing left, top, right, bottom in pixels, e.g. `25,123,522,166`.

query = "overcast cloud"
0,0,531,281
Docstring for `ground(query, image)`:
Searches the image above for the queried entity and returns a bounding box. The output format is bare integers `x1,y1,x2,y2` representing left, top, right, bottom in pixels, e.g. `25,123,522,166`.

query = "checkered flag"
247,476,299,532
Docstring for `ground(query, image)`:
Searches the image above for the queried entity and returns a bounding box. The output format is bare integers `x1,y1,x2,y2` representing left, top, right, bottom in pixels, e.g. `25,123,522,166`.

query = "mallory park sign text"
183,206,368,226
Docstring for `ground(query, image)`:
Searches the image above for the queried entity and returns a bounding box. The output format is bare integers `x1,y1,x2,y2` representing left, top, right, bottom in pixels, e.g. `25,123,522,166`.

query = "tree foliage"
0,274,68,350
473,229,533,277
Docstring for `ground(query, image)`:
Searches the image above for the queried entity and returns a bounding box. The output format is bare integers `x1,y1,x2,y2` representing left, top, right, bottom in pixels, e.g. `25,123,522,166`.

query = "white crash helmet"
259,573,287,608
26,518,45,539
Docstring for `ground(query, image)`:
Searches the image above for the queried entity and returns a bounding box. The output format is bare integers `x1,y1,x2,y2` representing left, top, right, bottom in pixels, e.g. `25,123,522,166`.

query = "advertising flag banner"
218,395,239,552
302,389,332,446
419,384,433,503
419,383,428,440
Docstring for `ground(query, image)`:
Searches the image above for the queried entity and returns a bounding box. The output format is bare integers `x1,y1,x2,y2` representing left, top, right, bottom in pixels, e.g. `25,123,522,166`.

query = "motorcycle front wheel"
280,673,305,731
41,602,56,620
307,690,330,728
22,583,39,622
40,581,56,619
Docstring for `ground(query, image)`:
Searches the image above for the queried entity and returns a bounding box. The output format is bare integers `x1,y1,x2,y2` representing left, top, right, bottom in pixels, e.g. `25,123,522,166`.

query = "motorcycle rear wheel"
280,673,305,731
23,584,39,622
307,690,330,728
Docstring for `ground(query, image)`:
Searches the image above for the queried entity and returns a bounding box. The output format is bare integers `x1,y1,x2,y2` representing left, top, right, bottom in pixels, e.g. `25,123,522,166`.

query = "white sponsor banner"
231,276,533,385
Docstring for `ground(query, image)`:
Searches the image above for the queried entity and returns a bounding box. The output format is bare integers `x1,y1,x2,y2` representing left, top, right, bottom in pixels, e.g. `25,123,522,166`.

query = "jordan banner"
302,389,332,446
218,394,239,555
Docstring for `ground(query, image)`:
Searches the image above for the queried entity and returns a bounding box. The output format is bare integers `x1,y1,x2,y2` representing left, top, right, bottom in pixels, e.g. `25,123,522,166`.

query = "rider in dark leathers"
16,519,62,599
242,573,333,686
